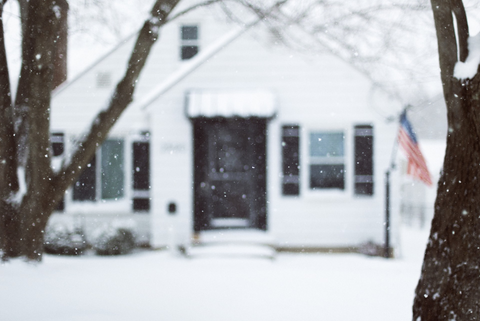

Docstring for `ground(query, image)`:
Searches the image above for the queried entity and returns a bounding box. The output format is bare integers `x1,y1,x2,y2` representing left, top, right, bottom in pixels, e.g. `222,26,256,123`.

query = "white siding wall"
50,2,400,250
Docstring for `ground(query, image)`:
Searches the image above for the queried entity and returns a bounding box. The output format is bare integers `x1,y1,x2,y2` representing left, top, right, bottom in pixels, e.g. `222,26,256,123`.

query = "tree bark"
18,0,59,260
0,0,20,259
413,1,480,319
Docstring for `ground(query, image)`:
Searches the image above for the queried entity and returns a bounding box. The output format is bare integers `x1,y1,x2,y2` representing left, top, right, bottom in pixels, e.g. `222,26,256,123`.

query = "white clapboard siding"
50,1,401,251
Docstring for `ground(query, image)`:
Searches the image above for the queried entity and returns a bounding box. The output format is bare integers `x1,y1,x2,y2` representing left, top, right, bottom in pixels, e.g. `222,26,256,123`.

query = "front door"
193,118,267,231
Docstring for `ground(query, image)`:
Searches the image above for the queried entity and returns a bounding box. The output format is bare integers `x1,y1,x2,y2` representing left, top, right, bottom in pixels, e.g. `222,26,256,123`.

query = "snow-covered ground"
0,225,429,321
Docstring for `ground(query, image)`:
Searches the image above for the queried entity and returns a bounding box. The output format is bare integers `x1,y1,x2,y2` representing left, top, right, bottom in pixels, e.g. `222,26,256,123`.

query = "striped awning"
186,89,276,118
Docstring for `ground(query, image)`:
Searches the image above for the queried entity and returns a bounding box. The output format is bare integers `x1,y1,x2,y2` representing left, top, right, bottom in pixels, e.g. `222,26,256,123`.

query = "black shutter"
354,125,374,195
282,125,300,196
51,132,65,211
73,155,97,201
51,132,64,156
132,141,150,212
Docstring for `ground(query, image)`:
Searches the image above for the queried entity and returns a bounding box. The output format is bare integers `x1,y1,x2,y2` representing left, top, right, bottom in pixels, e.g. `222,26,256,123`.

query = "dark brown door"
193,118,267,231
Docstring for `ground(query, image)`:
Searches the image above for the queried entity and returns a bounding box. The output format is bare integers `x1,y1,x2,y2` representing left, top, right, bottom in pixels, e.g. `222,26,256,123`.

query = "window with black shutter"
309,131,345,190
132,140,150,212
51,132,64,156
180,25,199,60
282,125,300,196
354,125,374,196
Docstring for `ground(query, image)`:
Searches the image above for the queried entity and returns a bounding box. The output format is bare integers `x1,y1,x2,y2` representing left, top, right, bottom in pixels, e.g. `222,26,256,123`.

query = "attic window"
180,25,199,60
96,71,111,88
51,132,64,157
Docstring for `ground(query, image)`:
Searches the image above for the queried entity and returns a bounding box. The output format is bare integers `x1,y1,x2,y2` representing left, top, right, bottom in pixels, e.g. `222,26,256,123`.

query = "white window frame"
301,125,352,198
179,24,200,61
67,134,133,214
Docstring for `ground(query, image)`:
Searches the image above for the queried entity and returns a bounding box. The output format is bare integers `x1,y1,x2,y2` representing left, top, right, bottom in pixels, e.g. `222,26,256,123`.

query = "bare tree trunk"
0,0,20,259
412,0,480,319
18,0,59,260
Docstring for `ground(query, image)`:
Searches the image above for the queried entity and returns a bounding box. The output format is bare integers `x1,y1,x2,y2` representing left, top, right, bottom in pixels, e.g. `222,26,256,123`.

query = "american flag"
397,111,433,186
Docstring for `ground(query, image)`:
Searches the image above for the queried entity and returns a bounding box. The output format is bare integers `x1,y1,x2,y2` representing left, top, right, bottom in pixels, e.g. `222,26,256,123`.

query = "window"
73,139,125,202
51,132,64,156
354,125,374,195
101,140,124,199
309,131,345,190
282,125,300,196
180,25,199,60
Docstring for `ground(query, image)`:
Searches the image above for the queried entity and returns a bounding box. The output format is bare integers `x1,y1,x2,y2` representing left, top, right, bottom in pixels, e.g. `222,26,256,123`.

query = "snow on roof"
186,89,277,118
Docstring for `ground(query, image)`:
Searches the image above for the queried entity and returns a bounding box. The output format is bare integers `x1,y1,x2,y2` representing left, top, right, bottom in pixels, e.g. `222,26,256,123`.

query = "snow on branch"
454,33,480,80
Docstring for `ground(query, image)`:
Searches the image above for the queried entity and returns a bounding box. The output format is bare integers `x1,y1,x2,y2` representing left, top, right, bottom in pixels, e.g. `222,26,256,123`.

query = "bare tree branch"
52,0,181,202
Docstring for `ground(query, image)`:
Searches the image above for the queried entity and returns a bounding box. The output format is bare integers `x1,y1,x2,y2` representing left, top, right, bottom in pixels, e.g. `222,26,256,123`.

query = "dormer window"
180,25,199,60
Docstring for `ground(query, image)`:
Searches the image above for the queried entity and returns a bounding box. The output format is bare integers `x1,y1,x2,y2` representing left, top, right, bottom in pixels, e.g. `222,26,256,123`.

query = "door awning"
186,90,276,118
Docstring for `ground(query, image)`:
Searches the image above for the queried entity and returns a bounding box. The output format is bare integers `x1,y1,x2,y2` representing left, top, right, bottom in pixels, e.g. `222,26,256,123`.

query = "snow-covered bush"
92,220,136,256
358,241,382,257
44,222,86,256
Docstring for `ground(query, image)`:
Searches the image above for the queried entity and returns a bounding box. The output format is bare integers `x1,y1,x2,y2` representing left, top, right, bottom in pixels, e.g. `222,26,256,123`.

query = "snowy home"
49,2,401,254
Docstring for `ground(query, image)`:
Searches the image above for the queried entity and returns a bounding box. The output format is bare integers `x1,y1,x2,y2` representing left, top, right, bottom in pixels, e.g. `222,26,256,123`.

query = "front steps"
186,229,276,259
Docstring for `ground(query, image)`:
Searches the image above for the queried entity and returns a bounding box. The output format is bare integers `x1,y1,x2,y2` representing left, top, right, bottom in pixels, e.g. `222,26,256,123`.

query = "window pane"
181,26,198,40
310,164,345,189
51,132,64,156
310,132,344,157
101,140,124,200
181,46,198,60
73,155,96,201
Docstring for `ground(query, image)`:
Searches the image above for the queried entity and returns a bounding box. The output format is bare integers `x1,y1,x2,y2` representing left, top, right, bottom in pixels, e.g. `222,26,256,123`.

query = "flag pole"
384,106,407,258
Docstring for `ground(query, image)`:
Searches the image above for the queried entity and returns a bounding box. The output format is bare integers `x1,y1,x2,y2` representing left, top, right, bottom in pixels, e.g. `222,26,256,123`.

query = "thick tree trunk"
16,0,59,260
0,1,20,259
413,91,480,319
412,0,480,319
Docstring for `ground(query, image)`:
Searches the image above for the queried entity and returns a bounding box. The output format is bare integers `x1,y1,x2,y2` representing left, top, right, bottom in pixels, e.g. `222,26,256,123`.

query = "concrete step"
187,229,276,259
186,243,276,259
196,229,275,246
